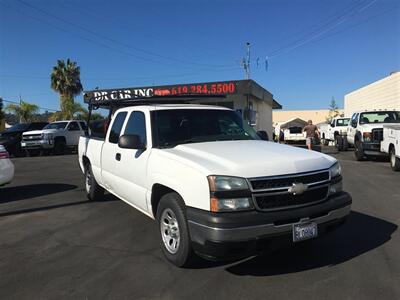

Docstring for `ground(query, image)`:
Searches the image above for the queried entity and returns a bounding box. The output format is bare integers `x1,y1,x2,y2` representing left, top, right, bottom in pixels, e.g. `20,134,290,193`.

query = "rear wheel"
85,163,104,201
342,136,349,151
156,192,195,267
390,147,400,171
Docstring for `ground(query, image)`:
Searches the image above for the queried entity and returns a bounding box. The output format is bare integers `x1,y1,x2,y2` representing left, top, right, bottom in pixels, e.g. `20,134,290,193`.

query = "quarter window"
109,112,127,143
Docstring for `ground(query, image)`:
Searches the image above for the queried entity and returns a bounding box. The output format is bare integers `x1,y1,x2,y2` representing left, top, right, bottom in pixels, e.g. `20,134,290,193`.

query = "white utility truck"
22,120,87,155
345,110,400,161
380,124,400,171
320,117,350,149
274,118,307,144
78,91,352,267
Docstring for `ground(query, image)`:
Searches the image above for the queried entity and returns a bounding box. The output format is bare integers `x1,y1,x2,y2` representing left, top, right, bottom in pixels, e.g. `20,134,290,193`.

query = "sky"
0,0,399,113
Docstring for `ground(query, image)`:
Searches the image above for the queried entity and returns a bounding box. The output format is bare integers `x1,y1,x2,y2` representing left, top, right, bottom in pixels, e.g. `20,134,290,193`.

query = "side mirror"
351,119,357,127
257,130,269,141
330,123,335,127
118,134,145,150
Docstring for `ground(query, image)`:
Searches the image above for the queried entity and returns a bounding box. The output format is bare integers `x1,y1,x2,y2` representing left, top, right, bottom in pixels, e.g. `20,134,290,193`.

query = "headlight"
329,162,341,178
207,176,253,212
43,133,54,140
363,132,372,142
207,176,249,191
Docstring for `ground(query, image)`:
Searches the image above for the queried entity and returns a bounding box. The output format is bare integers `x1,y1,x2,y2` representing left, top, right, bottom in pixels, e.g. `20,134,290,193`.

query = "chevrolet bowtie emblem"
288,183,307,195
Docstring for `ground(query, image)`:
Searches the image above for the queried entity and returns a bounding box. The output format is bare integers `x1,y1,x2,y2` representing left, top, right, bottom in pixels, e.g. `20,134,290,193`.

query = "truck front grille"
372,128,383,143
22,134,42,141
249,171,329,191
249,170,330,211
254,185,329,210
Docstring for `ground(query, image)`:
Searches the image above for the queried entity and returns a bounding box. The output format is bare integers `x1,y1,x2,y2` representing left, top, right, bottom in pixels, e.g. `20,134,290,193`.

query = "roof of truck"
114,103,231,112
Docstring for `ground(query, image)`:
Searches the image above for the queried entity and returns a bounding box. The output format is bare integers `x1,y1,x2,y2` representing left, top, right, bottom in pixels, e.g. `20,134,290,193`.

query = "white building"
344,72,400,117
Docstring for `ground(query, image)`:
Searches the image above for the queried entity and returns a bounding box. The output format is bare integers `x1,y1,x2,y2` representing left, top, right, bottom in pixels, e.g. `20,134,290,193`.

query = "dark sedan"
0,122,48,156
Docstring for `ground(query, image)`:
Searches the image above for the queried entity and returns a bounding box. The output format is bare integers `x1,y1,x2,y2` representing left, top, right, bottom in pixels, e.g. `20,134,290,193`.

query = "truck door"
101,111,128,193
347,113,358,145
113,111,150,212
66,121,83,146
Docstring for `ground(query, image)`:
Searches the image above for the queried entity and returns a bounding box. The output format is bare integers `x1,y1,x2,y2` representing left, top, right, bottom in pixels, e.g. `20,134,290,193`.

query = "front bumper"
21,140,54,149
360,142,387,156
187,191,352,259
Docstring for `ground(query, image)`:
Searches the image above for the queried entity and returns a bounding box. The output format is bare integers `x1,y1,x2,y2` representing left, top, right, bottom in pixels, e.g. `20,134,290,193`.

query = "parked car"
0,145,14,186
79,99,352,267
346,110,400,161
21,120,87,155
380,124,400,171
320,117,350,149
0,122,48,156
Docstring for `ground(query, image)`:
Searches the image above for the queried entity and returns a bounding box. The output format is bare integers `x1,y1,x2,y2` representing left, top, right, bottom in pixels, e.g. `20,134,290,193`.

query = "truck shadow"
0,183,77,203
225,211,397,276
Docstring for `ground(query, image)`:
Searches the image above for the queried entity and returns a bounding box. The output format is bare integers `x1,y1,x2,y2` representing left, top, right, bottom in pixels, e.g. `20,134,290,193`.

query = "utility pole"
241,42,251,79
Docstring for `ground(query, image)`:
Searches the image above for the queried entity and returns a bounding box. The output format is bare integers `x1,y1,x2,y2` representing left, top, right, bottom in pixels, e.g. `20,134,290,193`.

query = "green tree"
5,100,39,122
51,59,83,117
326,97,340,122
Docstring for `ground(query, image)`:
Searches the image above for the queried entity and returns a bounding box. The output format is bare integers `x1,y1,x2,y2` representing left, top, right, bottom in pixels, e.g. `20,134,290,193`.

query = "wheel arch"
151,183,181,218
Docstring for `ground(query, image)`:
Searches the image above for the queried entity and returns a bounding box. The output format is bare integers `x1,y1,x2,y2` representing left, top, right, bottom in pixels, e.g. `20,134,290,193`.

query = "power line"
14,0,235,69
266,0,379,59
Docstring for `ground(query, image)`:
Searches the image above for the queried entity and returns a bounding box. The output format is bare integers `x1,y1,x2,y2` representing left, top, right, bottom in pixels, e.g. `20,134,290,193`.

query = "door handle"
115,153,121,161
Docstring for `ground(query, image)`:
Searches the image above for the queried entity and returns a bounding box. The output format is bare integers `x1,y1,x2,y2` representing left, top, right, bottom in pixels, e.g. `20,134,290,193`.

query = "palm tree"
5,100,39,122
51,59,83,116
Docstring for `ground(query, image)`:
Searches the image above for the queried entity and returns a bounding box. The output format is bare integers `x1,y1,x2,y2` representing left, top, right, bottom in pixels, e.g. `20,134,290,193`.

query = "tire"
335,135,343,151
156,192,195,267
84,163,104,201
342,137,349,151
54,139,66,155
390,147,400,171
354,140,365,161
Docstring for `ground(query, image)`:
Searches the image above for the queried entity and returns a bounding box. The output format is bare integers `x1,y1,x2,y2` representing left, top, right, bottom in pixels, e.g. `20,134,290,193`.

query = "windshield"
336,118,350,126
4,123,30,132
359,111,400,124
43,122,68,130
151,109,260,148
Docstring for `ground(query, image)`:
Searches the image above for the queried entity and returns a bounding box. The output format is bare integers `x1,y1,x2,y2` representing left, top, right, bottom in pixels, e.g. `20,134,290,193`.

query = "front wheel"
354,140,365,161
54,139,66,155
156,192,195,267
85,164,104,201
390,147,400,171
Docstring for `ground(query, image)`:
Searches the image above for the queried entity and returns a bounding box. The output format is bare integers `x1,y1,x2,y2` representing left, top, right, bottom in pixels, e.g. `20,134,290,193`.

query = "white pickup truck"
380,124,400,171
22,120,87,155
78,98,352,267
346,110,400,161
320,117,350,149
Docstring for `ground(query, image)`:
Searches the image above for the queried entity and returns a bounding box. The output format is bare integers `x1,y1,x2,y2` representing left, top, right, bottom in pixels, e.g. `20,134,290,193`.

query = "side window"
109,112,127,143
124,112,147,145
79,122,88,131
67,122,80,131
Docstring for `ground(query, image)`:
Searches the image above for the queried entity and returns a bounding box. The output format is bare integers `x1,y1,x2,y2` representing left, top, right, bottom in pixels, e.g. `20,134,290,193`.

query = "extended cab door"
113,111,150,212
101,111,128,193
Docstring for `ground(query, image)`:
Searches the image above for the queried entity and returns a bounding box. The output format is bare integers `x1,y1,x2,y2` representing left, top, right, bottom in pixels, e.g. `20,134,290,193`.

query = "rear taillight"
0,146,9,158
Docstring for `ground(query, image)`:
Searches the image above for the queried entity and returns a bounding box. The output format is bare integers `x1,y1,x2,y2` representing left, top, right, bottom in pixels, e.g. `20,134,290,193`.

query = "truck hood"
22,129,61,135
159,140,336,178
358,123,388,131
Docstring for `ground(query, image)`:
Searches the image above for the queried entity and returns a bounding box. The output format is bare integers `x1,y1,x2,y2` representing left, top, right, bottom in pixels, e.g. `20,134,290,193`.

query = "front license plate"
293,222,318,242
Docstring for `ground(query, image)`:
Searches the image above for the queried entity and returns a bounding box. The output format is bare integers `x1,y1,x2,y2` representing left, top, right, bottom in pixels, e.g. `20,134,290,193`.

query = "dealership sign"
84,81,238,103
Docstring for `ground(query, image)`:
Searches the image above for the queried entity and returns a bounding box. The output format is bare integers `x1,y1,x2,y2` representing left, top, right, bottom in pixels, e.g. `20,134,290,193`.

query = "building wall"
344,72,400,117
273,109,344,126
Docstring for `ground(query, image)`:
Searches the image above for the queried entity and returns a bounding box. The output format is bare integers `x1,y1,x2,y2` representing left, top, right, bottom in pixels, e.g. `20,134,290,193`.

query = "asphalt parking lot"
1,150,399,299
